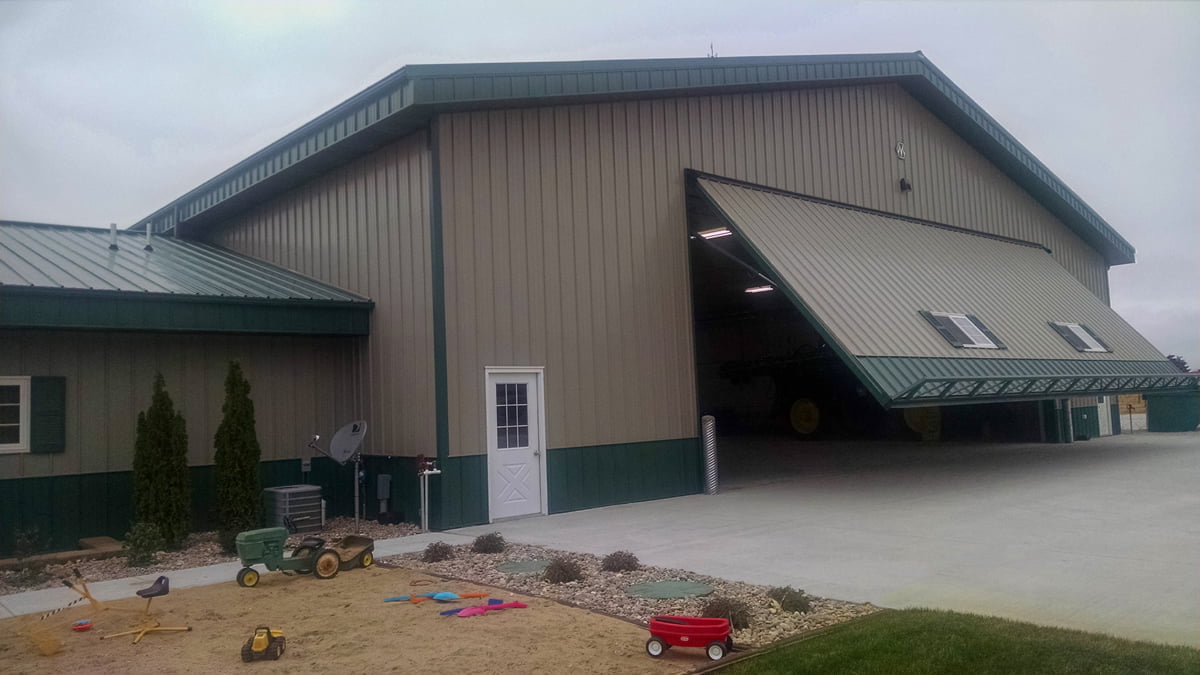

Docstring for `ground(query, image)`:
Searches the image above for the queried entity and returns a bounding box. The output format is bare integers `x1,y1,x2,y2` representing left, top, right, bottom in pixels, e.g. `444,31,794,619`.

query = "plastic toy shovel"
414,592,489,604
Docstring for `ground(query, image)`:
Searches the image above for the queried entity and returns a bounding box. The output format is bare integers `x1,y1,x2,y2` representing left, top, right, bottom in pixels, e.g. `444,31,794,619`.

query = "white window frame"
1061,322,1108,352
932,312,998,349
0,376,31,454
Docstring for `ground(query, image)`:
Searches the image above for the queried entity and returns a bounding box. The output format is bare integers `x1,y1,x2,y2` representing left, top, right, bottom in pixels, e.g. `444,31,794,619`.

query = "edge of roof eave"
130,51,1134,266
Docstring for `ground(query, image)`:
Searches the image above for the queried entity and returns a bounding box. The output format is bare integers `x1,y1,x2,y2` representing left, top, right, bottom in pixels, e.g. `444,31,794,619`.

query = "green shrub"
767,585,812,613
133,373,191,548
471,532,506,554
13,525,50,560
543,557,584,584
124,522,166,567
601,550,641,572
702,596,752,629
214,361,262,553
422,541,454,563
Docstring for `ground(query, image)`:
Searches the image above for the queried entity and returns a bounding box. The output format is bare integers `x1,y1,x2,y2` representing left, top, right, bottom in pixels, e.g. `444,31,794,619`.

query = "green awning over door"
693,175,1196,407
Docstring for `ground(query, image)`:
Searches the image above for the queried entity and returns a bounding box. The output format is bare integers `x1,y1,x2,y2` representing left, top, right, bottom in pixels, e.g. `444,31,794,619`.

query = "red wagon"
645,615,733,661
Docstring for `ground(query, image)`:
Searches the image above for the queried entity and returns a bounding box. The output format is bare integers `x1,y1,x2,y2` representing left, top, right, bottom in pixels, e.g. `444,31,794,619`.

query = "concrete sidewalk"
0,532,472,618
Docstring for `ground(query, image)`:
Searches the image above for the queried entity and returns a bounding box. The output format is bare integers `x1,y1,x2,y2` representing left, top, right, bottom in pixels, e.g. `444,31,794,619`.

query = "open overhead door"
692,174,1195,408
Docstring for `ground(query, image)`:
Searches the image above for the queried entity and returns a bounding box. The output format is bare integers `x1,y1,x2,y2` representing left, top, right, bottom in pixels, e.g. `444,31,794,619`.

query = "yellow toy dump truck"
242,626,285,661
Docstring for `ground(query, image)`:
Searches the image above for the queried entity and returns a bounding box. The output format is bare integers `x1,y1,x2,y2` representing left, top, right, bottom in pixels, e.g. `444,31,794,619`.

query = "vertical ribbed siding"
208,132,435,457
0,329,360,480
438,82,1110,455
440,104,698,455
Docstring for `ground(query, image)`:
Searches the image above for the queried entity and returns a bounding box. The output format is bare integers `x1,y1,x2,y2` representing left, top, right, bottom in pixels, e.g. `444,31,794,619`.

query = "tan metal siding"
697,178,1164,361
208,132,435,456
0,330,360,480
438,82,1113,454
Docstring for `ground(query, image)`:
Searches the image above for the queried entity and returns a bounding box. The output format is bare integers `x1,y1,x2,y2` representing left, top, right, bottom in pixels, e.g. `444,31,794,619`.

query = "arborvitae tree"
214,361,261,551
133,373,192,548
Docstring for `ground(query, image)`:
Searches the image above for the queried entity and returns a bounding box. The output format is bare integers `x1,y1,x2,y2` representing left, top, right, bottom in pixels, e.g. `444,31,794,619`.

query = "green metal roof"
0,221,371,335
130,53,1133,266
692,175,1193,407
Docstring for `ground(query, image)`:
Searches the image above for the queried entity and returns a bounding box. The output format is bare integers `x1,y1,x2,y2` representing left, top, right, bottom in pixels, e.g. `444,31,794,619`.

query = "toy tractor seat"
100,575,192,644
298,535,326,550
137,576,170,600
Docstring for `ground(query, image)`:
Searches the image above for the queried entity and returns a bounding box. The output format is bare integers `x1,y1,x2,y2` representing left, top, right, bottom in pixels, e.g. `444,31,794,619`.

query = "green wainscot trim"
0,456,428,557
0,288,370,336
1145,391,1200,433
429,454,488,531
1070,405,1101,441
547,437,702,514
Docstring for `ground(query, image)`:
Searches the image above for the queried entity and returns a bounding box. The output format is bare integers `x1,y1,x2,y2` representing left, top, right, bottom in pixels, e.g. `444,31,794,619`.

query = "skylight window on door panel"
920,311,1007,350
1049,322,1111,353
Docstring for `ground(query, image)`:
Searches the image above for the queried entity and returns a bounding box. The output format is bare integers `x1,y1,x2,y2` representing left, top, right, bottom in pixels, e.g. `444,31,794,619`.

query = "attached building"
2,53,1193,552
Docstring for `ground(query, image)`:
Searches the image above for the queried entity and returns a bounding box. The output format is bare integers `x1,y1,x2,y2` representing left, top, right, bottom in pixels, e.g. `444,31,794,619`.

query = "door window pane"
494,382,530,449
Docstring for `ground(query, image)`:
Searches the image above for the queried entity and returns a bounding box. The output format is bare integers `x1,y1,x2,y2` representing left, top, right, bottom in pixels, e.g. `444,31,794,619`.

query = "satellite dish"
328,420,367,465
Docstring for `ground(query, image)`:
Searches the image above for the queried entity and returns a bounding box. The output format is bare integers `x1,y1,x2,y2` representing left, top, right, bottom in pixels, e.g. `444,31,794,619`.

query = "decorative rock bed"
390,542,880,648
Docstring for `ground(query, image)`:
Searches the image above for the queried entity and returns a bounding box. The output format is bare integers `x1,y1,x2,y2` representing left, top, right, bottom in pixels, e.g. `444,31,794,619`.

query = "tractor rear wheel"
269,636,285,660
314,550,341,579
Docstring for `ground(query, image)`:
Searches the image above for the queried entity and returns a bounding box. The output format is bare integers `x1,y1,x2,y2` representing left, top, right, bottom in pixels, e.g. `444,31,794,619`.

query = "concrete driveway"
453,432,1200,646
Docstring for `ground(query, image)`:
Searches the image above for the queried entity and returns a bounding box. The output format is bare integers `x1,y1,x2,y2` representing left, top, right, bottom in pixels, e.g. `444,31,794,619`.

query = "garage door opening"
685,183,1043,454
689,223,1041,444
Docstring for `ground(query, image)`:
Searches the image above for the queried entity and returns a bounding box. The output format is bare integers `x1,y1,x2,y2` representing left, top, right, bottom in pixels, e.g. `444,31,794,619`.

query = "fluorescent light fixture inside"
744,285,774,293
698,228,732,239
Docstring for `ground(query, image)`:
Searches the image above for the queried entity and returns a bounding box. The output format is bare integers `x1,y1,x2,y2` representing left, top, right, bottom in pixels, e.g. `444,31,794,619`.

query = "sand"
1,564,711,674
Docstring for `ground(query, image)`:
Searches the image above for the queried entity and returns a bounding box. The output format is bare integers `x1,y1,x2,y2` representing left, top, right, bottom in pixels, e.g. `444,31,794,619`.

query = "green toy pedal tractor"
241,626,285,661
234,517,375,587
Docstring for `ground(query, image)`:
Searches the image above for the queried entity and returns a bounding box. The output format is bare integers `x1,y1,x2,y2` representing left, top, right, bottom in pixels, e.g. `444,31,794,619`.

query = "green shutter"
967,314,1007,350
919,311,964,347
30,376,66,454
1079,324,1112,352
1049,322,1090,351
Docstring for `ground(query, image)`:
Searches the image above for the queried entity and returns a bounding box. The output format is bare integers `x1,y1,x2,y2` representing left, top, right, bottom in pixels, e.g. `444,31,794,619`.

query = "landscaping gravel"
389,542,880,648
0,517,422,595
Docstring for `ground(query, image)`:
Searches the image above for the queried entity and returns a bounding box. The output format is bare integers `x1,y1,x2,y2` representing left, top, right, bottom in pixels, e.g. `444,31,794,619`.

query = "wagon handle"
652,616,689,624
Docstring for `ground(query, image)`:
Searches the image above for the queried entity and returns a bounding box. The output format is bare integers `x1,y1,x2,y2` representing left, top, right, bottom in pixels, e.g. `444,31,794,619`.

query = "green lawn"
718,609,1198,674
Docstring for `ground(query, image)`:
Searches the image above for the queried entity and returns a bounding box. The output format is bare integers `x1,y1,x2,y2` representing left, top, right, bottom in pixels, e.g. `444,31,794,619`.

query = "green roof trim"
1,287,370,336
131,53,1133,265
861,356,1197,407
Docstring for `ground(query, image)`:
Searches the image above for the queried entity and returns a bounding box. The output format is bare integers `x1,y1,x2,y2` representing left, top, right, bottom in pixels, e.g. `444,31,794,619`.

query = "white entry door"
486,369,546,521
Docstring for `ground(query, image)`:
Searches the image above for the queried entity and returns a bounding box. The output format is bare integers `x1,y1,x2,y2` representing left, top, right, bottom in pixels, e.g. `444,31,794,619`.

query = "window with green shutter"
0,376,66,454
920,311,1007,350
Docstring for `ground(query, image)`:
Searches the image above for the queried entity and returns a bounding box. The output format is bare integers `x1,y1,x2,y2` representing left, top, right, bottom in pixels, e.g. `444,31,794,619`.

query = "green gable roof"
0,221,371,335
130,53,1134,266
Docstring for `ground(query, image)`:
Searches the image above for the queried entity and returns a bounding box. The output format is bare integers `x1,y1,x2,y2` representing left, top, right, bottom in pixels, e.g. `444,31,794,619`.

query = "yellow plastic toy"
242,626,286,662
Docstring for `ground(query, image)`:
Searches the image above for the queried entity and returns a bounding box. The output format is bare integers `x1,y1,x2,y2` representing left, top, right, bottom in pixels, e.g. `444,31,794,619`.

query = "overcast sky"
1,0,1196,364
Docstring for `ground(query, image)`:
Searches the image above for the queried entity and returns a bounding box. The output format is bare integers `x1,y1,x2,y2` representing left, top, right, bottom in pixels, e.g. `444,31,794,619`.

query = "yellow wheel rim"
361,552,373,567
244,569,259,586
789,398,820,435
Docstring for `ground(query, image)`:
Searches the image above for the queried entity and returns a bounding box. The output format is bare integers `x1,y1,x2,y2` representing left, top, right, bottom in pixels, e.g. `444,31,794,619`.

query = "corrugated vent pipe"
702,414,718,495
144,224,153,251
